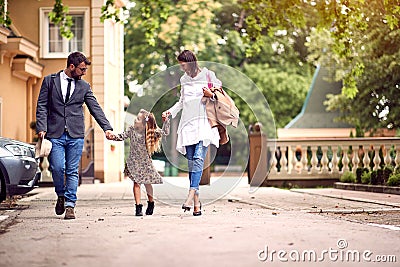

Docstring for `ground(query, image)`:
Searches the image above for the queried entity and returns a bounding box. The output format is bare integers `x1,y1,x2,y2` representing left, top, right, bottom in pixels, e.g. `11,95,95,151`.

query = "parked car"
0,137,41,203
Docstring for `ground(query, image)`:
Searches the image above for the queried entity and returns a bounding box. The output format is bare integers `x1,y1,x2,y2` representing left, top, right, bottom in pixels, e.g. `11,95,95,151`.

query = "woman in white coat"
162,50,221,216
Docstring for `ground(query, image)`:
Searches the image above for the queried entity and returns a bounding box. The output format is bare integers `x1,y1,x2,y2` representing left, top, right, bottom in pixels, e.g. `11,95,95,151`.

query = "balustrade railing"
248,135,400,186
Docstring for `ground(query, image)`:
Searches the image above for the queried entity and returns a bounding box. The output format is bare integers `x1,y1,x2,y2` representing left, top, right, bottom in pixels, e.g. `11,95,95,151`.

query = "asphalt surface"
0,177,399,267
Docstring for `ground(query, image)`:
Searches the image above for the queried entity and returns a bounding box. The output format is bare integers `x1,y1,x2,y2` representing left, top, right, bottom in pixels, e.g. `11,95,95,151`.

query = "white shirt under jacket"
167,67,221,155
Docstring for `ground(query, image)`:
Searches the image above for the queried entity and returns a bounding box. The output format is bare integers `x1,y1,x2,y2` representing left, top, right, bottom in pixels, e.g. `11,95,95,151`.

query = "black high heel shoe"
182,204,191,212
193,202,202,216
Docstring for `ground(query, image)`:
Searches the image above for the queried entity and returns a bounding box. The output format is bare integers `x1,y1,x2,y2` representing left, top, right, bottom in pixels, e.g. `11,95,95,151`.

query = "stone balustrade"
248,134,400,187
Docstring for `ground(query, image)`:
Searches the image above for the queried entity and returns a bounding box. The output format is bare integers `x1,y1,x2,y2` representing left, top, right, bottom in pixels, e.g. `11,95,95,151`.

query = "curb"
290,189,400,208
308,207,400,214
334,182,400,195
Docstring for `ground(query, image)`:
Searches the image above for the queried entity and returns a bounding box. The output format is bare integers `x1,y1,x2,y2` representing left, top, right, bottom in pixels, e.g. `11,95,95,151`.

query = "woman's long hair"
143,111,162,156
177,50,199,78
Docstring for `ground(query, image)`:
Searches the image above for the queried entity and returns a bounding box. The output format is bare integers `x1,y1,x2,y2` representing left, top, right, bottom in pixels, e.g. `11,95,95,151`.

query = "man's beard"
71,70,82,80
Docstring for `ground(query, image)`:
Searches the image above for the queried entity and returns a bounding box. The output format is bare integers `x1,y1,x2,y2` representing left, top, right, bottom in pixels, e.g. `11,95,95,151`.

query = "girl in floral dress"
113,109,169,216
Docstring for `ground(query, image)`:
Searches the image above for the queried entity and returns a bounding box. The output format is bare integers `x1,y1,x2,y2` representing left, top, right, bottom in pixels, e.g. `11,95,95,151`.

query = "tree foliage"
240,0,400,132
244,63,310,128
100,0,127,23
242,0,400,101
124,0,312,131
124,0,223,86
0,0,11,26
48,0,74,39
304,1,400,131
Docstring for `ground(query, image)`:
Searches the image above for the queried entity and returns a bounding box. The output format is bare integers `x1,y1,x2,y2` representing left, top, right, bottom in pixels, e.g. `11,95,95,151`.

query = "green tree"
124,0,223,88
241,0,400,100
243,63,310,128
240,0,400,132
305,2,400,131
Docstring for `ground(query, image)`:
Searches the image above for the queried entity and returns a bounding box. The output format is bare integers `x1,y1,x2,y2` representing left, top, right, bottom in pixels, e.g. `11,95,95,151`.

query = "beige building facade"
0,0,125,183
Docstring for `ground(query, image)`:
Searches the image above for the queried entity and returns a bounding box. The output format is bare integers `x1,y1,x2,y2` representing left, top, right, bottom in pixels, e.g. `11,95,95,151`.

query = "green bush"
361,171,371,184
384,165,394,172
377,169,384,185
355,167,365,183
340,171,356,183
370,170,378,185
383,166,393,184
387,173,400,186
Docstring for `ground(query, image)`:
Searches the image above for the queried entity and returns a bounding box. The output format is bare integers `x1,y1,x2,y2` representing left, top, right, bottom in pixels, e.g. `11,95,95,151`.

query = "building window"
40,7,89,58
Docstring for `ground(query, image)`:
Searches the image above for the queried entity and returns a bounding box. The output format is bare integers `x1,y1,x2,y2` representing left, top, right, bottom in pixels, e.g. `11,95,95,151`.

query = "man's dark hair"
67,51,91,67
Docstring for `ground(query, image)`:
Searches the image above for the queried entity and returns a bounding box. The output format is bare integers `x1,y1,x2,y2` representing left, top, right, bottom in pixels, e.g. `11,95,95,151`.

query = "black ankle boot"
135,204,143,216
145,201,155,215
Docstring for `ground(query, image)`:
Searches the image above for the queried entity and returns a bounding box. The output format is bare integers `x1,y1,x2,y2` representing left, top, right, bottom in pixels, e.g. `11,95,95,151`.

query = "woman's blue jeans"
185,141,208,191
48,132,84,208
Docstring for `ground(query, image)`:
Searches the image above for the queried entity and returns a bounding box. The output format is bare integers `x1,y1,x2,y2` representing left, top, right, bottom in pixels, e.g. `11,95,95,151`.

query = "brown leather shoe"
64,207,75,220
55,196,65,215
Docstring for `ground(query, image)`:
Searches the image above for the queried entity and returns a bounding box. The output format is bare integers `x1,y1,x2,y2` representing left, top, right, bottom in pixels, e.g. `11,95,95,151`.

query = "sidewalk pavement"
19,176,400,227
21,176,400,209
1,176,399,267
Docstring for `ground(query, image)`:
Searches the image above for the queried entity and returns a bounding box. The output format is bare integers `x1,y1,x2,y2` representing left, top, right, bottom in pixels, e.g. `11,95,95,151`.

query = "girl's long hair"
177,50,199,78
143,111,162,156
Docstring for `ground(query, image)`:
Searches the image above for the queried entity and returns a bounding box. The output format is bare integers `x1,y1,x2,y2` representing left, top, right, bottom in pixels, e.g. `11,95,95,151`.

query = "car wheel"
0,175,6,203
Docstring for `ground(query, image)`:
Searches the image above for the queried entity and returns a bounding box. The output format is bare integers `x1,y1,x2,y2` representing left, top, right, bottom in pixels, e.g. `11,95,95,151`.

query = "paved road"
0,177,399,267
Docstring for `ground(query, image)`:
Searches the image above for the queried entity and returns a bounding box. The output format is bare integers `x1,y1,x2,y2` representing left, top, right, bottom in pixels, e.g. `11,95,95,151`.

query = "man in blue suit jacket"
36,52,115,219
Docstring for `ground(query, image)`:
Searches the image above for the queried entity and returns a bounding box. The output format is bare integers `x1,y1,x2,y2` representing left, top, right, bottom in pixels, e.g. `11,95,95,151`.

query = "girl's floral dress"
114,120,170,184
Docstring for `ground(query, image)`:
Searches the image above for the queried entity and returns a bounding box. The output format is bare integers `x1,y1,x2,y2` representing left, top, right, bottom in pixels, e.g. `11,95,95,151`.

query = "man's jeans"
49,132,84,208
185,141,208,191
